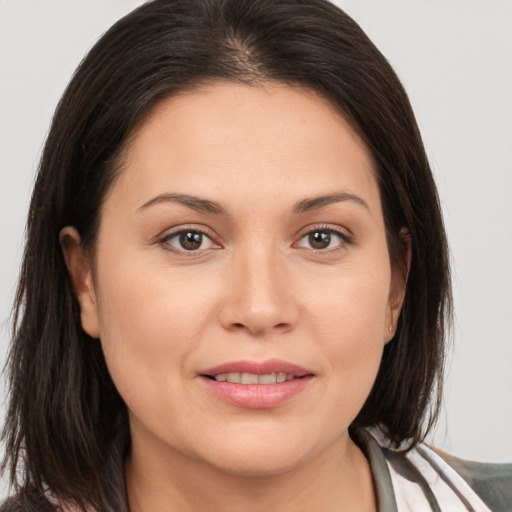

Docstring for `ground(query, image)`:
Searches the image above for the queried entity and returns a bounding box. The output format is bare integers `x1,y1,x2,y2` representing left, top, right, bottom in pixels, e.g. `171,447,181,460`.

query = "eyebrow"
293,192,369,213
137,191,369,216
137,193,229,216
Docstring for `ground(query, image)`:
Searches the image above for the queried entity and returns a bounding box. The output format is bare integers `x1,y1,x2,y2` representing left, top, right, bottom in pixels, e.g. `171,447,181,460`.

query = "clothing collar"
356,428,399,512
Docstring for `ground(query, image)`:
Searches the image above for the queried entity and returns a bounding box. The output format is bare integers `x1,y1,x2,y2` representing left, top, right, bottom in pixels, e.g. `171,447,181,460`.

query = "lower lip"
199,376,313,409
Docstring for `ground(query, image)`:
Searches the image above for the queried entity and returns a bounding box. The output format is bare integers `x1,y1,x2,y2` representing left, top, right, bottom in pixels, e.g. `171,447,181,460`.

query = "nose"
218,243,299,336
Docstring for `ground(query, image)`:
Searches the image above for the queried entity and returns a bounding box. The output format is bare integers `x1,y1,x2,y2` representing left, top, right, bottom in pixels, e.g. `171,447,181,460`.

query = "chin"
195,427,325,478
207,448,308,478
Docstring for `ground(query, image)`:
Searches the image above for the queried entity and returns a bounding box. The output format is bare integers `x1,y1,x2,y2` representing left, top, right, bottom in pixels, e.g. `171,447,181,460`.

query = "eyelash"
294,225,354,252
159,227,220,255
159,225,353,255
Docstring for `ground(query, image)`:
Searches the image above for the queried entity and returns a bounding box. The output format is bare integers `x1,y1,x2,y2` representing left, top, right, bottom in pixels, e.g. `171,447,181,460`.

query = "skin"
62,82,407,512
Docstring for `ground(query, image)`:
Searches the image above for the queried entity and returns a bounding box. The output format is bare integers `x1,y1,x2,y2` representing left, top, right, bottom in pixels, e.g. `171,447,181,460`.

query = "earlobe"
60,226,101,338
384,287,403,344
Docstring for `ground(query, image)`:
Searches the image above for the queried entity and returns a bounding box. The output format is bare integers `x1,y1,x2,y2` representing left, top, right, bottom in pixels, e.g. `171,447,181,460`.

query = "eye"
295,228,351,251
161,229,218,252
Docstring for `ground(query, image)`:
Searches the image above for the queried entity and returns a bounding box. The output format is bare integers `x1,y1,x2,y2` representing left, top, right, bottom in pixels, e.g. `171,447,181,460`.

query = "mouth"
199,358,313,382
204,372,303,384
198,359,314,409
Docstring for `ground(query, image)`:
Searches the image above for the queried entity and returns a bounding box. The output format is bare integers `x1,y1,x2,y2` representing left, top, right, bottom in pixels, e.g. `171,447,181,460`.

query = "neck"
125,429,376,512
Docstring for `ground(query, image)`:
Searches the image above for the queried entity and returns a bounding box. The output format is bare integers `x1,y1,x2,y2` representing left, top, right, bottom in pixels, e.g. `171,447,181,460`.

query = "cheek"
302,265,390,406
92,251,218,410
304,261,391,342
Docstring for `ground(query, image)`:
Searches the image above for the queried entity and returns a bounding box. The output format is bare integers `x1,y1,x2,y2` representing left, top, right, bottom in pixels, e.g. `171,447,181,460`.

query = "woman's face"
70,82,405,476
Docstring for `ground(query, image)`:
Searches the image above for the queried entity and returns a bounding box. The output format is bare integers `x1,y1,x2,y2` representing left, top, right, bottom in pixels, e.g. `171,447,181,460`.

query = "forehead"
108,81,379,214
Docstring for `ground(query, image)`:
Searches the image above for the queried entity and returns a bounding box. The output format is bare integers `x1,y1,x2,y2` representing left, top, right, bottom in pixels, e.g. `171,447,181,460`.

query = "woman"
1,0,510,510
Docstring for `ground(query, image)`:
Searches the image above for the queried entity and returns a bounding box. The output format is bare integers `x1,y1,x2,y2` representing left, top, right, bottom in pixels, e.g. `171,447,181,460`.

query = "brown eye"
179,231,203,250
296,228,350,251
308,231,331,249
163,229,216,252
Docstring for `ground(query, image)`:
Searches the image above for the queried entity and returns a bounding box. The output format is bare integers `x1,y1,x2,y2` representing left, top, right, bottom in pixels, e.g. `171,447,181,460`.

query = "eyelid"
293,224,354,250
158,224,222,254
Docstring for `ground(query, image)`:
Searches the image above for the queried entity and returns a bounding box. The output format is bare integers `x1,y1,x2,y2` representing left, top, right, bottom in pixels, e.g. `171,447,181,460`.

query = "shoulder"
360,427,512,512
433,447,512,512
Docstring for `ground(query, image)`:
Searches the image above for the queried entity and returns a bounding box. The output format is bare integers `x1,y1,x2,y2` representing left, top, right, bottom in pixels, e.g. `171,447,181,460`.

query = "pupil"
309,231,330,249
180,231,202,250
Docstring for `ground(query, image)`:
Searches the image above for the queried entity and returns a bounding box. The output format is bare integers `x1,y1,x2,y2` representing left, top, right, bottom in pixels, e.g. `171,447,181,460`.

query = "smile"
211,372,296,384
198,359,314,409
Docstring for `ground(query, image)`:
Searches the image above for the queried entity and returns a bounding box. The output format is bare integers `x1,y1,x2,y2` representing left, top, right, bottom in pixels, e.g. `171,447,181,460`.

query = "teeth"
258,373,277,384
276,372,287,383
241,373,259,384
213,372,296,384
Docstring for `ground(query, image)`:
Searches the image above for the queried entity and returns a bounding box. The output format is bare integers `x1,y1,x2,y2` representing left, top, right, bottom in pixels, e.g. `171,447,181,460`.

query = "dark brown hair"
1,0,451,510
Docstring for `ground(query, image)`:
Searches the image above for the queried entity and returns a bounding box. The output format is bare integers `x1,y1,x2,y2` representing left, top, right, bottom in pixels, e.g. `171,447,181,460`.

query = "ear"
60,226,101,338
385,229,411,343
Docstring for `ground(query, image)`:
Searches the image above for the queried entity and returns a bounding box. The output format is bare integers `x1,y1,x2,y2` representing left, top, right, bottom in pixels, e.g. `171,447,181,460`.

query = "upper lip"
199,359,313,377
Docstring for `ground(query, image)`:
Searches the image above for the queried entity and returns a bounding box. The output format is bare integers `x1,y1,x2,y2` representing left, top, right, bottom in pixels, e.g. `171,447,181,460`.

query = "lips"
198,359,314,409
200,359,312,379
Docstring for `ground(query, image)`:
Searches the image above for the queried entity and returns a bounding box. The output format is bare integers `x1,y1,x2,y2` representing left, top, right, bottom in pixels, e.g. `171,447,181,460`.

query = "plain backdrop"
1,0,511,496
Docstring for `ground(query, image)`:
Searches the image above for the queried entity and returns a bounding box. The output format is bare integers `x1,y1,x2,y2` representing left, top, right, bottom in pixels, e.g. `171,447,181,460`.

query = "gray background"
1,0,511,496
